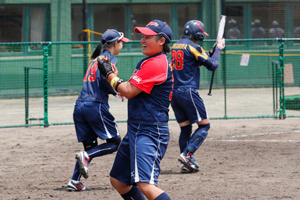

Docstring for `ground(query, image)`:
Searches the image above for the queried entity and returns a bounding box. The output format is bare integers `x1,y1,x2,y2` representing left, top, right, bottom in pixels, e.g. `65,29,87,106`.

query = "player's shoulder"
144,53,167,64
139,53,168,72
181,40,207,60
172,38,190,50
187,41,204,54
185,39,201,48
100,50,117,64
174,38,203,51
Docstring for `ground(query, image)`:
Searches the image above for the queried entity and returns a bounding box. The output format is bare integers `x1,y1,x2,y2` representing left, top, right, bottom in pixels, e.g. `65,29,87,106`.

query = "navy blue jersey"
77,50,117,104
171,37,219,89
128,52,173,125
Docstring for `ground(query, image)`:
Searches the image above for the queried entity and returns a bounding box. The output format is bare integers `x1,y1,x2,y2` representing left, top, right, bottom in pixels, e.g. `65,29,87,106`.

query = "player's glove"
97,57,113,78
216,38,225,50
209,39,225,56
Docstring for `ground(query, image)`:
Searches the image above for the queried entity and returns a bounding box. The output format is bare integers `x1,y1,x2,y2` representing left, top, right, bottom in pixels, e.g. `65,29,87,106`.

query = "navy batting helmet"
184,20,209,41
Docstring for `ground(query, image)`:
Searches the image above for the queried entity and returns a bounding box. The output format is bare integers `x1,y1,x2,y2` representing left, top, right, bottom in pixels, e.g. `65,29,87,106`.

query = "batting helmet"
184,20,208,41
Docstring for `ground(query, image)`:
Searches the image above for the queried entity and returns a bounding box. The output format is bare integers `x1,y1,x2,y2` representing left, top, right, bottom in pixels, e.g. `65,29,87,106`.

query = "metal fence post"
24,67,29,125
278,39,286,119
223,47,227,119
42,42,50,127
272,61,278,117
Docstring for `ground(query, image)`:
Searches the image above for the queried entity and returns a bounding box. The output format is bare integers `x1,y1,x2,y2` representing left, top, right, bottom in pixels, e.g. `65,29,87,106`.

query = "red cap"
134,20,172,43
134,27,158,36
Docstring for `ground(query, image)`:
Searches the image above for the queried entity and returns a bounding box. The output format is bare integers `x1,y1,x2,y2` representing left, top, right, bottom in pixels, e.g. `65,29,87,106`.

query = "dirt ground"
0,117,300,200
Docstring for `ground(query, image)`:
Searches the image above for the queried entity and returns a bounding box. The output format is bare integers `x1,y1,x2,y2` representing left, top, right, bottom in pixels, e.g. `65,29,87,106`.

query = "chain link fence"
0,39,299,128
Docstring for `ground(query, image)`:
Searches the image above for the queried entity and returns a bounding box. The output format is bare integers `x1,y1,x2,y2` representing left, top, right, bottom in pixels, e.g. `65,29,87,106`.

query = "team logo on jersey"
132,75,141,83
147,21,159,27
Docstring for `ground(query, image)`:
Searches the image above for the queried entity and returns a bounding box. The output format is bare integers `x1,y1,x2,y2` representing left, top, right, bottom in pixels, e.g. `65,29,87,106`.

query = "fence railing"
0,39,299,128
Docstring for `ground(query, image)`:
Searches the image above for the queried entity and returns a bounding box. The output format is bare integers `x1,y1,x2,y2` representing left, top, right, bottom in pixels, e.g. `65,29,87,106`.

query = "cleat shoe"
190,155,200,170
67,180,88,191
75,151,90,179
178,153,200,172
181,164,192,173
180,157,200,173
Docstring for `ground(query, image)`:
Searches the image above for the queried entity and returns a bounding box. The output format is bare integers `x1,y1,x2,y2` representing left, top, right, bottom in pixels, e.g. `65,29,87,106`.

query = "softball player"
99,19,173,200
67,29,129,191
171,20,225,173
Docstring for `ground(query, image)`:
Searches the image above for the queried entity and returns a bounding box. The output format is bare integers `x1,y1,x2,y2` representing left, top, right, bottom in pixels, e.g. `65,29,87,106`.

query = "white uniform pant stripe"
99,104,112,138
189,88,202,122
89,147,112,157
134,124,140,182
115,123,120,136
150,125,160,185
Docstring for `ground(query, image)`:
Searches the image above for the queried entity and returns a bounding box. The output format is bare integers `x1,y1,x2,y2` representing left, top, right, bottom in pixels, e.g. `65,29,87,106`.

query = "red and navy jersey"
128,52,173,125
171,37,219,89
77,50,117,104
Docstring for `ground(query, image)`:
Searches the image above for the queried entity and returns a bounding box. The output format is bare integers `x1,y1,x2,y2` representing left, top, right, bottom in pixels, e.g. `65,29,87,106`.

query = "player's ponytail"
91,43,102,59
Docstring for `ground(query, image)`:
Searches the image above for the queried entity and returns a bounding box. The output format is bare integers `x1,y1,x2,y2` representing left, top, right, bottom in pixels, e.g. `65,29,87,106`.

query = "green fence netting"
0,39,299,128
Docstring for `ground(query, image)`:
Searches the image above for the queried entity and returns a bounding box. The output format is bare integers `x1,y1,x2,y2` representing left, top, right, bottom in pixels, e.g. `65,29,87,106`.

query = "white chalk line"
208,139,300,143
207,130,300,143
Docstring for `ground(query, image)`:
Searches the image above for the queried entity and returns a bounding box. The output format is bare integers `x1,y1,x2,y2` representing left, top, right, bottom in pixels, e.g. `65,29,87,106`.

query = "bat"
208,15,226,96
217,15,226,42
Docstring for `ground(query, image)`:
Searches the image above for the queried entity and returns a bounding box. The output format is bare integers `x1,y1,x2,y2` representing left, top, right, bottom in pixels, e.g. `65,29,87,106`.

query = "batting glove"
216,38,225,50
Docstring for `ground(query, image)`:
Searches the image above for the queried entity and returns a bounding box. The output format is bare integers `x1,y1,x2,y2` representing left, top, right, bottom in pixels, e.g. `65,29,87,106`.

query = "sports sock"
71,161,81,181
154,192,171,200
86,142,118,159
184,124,210,155
121,185,146,200
179,125,192,153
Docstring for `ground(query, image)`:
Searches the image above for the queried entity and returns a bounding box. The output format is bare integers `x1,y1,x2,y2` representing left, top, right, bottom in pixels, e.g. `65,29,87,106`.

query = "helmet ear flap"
192,32,204,41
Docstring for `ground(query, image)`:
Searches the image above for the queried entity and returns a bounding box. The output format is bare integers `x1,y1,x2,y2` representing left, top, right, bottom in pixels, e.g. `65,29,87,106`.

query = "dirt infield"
0,118,300,200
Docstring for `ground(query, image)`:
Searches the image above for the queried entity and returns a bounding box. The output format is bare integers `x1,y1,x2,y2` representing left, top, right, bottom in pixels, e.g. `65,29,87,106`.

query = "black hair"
156,35,171,53
103,41,117,49
163,43,170,53
91,43,102,59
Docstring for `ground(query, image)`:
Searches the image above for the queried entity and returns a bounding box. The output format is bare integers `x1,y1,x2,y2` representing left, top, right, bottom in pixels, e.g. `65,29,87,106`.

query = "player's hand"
97,57,113,78
216,38,225,50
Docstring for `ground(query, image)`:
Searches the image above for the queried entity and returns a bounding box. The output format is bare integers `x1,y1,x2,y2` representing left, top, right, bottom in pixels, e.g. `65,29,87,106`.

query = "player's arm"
207,39,225,69
191,40,225,71
98,57,166,99
204,47,221,71
97,58,143,99
107,73,142,99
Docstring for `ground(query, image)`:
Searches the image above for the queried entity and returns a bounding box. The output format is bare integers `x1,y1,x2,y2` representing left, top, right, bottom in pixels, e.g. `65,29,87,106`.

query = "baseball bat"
207,70,215,96
208,15,226,96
